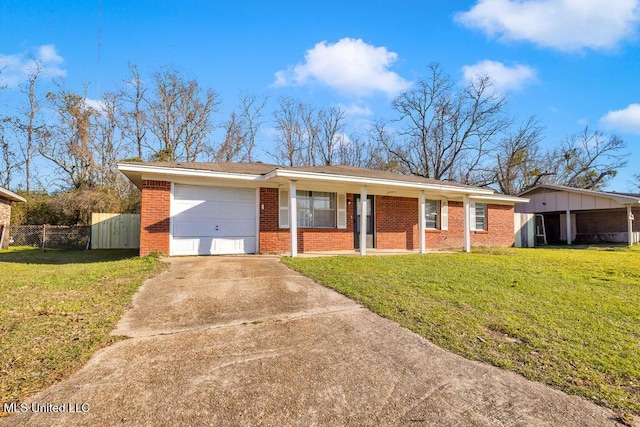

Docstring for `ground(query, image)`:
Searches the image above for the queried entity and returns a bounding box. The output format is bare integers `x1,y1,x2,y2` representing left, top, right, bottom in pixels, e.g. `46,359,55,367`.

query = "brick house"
118,162,528,257
0,186,26,249
516,184,640,246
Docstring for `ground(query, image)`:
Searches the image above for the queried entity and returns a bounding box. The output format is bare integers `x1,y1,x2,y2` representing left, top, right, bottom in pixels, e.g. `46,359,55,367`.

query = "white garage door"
171,184,256,256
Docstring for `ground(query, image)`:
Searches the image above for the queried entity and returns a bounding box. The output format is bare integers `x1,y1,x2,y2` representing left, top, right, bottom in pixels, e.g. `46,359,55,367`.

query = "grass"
283,246,640,418
0,247,164,405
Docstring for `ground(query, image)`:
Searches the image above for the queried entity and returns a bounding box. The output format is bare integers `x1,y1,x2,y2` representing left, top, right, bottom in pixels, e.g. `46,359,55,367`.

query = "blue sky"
1,0,639,191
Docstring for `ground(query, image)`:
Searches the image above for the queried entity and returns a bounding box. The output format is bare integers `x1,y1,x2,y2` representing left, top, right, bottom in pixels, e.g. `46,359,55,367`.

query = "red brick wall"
140,180,171,256
0,198,11,249
576,208,640,234
426,201,464,249
375,195,418,250
138,183,518,256
472,204,516,247
259,188,354,254
259,192,516,253
374,198,515,250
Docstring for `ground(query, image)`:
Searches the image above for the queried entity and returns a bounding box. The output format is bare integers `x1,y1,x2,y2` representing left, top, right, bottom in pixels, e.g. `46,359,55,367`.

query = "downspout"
627,205,634,247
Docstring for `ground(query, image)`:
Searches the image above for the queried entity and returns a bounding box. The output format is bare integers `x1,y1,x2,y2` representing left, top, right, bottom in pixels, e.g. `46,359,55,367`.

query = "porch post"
289,180,297,257
566,209,572,245
463,195,471,253
360,186,367,255
628,205,634,246
419,191,426,253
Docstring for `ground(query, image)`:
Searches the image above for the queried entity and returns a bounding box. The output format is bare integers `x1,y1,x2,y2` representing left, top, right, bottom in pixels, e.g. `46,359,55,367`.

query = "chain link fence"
10,225,91,250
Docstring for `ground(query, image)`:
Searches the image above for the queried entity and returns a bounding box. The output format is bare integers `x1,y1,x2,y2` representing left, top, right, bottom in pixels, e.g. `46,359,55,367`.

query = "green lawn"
0,248,164,405
283,246,640,418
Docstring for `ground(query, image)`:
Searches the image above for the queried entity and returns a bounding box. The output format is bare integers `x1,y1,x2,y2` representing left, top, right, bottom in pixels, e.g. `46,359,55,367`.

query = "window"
475,203,487,230
296,191,336,228
425,200,440,229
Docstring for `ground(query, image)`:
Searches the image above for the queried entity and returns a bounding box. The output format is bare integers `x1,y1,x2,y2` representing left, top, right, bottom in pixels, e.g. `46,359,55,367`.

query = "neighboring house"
118,162,528,257
0,186,26,249
516,184,640,246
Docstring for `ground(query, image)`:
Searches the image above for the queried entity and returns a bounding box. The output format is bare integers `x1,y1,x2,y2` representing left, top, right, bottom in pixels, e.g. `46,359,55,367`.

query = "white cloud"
461,60,537,92
337,102,373,117
273,37,410,97
599,104,640,134
455,0,640,51
0,44,66,88
38,44,64,64
84,98,106,114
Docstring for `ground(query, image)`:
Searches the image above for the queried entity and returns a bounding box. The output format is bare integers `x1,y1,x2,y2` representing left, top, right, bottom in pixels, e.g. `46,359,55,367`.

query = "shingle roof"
136,161,281,175
518,184,640,205
123,161,478,189
285,164,476,189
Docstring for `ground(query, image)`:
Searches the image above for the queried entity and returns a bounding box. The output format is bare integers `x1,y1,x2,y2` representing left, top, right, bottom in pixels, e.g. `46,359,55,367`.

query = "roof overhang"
0,187,26,203
118,163,266,189
519,184,640,206
118,162,529,205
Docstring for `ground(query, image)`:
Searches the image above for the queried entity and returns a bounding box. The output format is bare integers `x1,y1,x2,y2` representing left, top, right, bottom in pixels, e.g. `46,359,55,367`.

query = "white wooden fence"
91,213,140,249
514,213,535,248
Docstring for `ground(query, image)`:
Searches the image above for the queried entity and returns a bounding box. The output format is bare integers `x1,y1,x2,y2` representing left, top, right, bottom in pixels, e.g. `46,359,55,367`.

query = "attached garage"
170,184,257,256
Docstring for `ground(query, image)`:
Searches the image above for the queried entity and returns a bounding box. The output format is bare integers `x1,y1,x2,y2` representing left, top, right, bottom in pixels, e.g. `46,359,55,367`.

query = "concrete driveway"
4,256,623,426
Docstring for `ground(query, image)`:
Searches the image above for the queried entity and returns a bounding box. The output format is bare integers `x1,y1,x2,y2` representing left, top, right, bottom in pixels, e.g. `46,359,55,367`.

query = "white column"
566,209,572,245
289,180,297,257
419,191,426,253
463,195,471,253
628,205,634,247
360,186,367,255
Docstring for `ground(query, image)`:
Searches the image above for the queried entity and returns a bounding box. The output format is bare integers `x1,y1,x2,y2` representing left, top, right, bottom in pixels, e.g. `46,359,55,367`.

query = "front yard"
0,248,163,406
283,247,640,419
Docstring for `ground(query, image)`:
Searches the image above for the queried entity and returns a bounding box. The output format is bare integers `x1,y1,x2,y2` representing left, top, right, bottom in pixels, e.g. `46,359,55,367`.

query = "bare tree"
215,112,246,162
215,92,268,163
119,63,147,161
19,63,44,191
1,61,45,191
237,91,267,162
551,127,627,189
367,120,406,172
93,92,130,190
148,66,219,162
0,124,23,188
316,106,347,166
39,86,98,189
271,96,305,166
491,116,551,195
386,63,509,183
300,103,320,166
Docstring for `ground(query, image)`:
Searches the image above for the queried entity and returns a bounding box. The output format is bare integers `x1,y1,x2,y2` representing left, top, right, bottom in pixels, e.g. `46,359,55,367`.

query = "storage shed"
0,186,26,249
516,184,640,246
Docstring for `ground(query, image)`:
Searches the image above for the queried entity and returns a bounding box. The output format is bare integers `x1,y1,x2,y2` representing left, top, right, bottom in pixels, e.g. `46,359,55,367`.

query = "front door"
354,195,374,249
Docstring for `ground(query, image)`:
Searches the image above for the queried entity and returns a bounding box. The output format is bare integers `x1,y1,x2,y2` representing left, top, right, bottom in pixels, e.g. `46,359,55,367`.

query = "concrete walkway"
3,256,623,426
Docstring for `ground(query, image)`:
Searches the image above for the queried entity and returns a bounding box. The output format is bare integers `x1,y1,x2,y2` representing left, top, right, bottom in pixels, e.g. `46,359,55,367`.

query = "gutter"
264,169,495,196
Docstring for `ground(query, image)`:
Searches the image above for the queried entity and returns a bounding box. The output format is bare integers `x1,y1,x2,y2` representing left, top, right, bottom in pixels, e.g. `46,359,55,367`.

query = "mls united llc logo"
3,402,90,413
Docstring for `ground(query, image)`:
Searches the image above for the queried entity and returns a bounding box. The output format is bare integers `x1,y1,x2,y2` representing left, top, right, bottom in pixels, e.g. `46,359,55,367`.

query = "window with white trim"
296,191,336,228
425,200,440,229
475,203,487,231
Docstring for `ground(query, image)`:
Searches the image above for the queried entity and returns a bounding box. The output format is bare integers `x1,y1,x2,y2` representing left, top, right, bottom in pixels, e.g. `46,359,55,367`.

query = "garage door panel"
171,184,257,255
174,185,217,201
171,237,255,256
173,219,254,238
216,201,255,218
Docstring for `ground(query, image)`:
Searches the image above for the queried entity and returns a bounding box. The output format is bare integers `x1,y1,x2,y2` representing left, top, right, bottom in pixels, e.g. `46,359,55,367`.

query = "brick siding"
259,192,516,253
140,180,171,256
0,198,11,249
576,208,640,234
259,188,354,253
138,183,518,256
